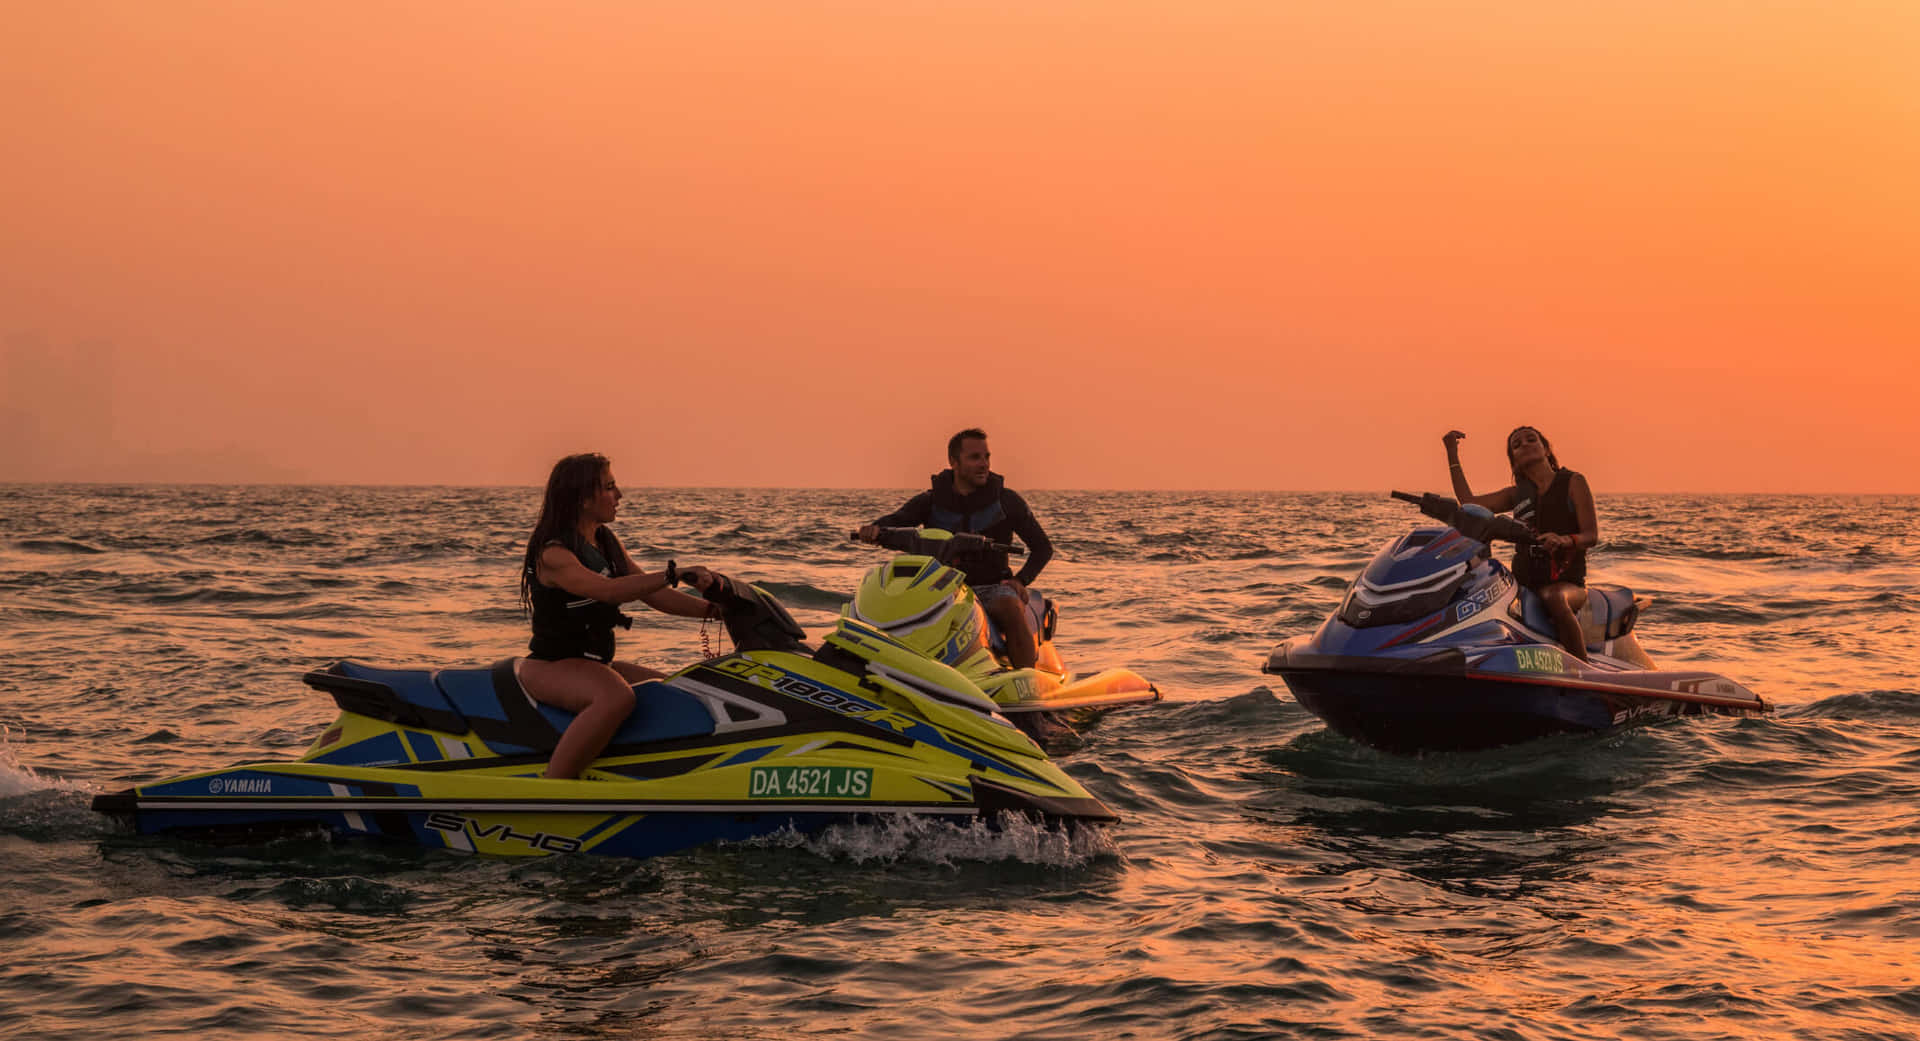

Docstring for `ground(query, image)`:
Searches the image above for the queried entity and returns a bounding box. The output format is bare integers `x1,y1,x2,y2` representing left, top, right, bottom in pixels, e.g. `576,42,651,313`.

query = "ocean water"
2,485,1917,1040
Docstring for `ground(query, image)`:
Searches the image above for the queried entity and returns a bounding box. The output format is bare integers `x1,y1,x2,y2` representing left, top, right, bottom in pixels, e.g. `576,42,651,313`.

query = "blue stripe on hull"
130,807,363,838
123,807,893,860
580,811,845,859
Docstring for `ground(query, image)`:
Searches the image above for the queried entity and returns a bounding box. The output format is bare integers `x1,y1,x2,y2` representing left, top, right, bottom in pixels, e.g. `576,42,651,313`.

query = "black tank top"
527,531,631,661
1512,468,1587,589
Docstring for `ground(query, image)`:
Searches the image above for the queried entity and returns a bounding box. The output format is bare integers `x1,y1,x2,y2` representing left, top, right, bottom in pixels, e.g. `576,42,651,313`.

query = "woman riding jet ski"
1264,492,1769,754
847,528,1161,739
92,574,1120,860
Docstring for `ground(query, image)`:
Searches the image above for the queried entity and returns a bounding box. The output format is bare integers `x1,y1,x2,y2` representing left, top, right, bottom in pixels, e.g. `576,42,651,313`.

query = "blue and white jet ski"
1264,491,1769,753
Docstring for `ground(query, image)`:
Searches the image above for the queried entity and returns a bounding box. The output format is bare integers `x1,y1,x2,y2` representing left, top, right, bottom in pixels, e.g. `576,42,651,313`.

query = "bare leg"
1543,583,1591,661
612,661,667,683
984,595,1039,669
518,658,637,779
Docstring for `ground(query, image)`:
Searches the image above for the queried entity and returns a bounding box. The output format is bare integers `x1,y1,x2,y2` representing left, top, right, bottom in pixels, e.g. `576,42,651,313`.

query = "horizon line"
3,481,1917,497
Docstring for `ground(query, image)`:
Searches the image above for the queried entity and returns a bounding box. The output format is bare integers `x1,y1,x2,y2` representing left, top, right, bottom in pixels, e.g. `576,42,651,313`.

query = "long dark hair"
520,452,624,612
1505,425,1562,487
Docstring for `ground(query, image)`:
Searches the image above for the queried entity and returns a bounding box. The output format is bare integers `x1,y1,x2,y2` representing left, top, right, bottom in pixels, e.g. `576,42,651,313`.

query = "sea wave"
1789,689,1920,722
10,538,106,555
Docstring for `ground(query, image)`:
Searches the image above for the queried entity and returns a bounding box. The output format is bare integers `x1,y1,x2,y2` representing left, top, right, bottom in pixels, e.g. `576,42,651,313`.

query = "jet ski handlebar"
1389,490,1535,546
682,569,809,653
852,526,1024,561
1390,490,1459,520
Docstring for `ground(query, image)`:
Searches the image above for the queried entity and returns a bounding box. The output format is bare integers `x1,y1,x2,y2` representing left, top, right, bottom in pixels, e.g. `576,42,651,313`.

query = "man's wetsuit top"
872,469,1053,587
527,528,633,662
1512,467,1587,589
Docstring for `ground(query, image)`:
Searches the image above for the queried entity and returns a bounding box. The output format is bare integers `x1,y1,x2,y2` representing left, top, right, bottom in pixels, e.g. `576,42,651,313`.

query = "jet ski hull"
91,771,1107,858
980,667,1161,715
1271,648,1767,754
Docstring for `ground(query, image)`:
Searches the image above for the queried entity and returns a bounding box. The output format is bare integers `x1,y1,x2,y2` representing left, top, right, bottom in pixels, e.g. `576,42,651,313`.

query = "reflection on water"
2,486,1918,1039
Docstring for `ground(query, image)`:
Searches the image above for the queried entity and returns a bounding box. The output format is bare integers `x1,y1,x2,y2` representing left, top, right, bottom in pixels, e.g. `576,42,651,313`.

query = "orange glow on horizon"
3,3,1915,490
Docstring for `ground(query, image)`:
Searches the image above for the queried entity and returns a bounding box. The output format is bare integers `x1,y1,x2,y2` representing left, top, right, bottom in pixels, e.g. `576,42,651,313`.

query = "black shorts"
1514,547,1586,590
527,630,615,663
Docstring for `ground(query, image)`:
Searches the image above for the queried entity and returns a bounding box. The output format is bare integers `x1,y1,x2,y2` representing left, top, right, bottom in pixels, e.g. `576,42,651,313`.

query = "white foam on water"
742,812,1119,868
0,727,89,798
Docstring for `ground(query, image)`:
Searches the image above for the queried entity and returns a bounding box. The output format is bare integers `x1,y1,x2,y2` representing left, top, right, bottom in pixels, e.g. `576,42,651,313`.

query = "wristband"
666,560,678,588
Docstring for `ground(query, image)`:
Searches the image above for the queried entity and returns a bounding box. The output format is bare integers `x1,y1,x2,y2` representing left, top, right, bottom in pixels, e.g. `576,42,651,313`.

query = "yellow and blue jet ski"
845,528,1161,737
91,577,1115,859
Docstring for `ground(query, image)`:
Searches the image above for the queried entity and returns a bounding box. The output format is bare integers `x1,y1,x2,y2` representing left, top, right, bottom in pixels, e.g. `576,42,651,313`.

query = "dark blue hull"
96,800,957,859
1275,666,1758,754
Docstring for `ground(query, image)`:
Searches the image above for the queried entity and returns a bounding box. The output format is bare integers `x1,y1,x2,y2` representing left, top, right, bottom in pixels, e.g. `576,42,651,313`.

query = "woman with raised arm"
517,453,717,779
1441,427,1598,660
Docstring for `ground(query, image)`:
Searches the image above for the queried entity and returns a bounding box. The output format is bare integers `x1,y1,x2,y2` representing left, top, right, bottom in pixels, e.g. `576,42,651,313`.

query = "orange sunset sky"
4,2,1916,492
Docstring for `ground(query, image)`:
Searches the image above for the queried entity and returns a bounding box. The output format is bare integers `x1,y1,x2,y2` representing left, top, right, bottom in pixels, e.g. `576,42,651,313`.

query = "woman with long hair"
1441,426,1598,660
518,453,717,778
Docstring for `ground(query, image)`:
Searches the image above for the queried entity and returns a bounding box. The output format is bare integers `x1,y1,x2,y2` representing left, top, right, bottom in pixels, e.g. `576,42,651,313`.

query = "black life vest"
1512,468,1586,588
927,470,1016,585
527,529,632,661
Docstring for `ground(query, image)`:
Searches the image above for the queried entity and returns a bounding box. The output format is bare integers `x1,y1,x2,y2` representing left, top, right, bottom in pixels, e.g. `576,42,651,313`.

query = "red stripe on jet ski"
1461,670,1765,711
1379,611,1446,648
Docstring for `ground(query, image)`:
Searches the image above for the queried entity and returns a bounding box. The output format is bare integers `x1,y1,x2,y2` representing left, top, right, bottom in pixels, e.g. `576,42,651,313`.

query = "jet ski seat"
307,660,718,758
497,660,718,751
986,593,1056,654
1513,584,1640,649
308,661,469,733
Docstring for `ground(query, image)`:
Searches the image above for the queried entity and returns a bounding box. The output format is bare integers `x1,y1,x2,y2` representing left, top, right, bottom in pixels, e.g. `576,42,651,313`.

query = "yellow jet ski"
92,575,1115,859
846,528,1162,738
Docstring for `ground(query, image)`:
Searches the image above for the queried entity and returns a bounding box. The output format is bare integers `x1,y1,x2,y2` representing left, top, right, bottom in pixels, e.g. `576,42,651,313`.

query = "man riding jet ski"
92,574,1119,860
857,427,1053,668
847,527,1161,739
1263,492,1769,754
